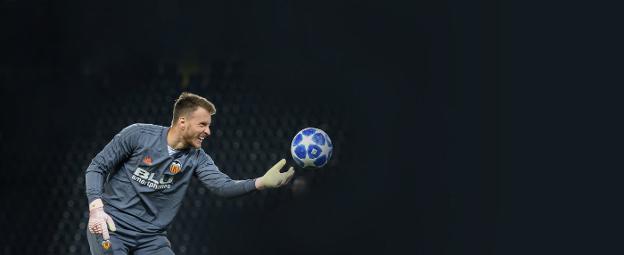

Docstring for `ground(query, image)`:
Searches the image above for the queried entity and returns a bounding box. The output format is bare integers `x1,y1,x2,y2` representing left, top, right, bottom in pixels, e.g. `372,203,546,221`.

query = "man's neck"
167,126,188,150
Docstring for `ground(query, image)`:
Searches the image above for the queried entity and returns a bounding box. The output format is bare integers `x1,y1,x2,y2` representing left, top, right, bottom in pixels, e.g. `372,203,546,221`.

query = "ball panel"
292,133,303,147
312,133,326,145
314,155,327,167
302,128,316,136
307,144,322,159
294,145,307,159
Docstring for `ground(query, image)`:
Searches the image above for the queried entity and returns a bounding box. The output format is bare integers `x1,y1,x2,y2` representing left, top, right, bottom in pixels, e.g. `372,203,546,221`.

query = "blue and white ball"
291,127,333,168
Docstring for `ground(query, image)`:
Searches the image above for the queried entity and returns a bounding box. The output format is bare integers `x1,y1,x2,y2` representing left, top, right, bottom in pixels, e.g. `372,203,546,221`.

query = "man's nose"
205,127,211,136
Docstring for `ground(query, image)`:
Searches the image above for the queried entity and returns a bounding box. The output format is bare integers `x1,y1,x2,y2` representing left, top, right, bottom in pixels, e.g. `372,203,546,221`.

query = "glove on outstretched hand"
258,159,295,189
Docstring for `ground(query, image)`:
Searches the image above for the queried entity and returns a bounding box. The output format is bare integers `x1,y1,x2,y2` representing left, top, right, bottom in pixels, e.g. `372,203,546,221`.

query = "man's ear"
178,117,186,130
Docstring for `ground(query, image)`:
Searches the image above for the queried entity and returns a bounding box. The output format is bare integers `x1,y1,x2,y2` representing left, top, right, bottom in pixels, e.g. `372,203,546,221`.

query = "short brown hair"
172,92,216,125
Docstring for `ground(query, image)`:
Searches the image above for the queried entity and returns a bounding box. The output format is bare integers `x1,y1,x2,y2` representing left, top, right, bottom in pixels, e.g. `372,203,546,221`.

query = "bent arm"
85,124,140,203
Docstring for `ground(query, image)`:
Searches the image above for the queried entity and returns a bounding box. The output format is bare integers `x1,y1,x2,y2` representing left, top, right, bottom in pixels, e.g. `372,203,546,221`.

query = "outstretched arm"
195,153,294,197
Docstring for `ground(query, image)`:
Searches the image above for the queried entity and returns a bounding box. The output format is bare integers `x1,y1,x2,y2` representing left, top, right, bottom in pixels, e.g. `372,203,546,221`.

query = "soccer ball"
290,127,333,168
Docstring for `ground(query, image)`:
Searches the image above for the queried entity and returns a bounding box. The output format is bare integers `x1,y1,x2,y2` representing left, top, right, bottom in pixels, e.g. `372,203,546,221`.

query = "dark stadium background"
1,0,622,255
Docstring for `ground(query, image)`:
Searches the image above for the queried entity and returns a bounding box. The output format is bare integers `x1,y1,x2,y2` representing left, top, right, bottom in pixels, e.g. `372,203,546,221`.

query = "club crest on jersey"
170,160,182,174
101,240,111,250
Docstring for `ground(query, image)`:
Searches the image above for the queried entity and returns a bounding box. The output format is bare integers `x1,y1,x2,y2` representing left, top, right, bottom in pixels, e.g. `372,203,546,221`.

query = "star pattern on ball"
291,127,333,168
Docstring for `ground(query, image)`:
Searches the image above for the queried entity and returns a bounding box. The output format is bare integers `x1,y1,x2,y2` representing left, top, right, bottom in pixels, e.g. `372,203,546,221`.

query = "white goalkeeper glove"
87,199,116,241
256,159,295,189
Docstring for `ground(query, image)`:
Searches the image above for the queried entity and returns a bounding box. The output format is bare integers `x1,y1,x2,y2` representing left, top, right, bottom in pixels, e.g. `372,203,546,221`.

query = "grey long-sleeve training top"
85,123,257,233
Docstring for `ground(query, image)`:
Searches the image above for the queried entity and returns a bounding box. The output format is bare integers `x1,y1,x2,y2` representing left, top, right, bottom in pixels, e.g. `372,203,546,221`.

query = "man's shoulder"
189,148,214,164
123,123,166,135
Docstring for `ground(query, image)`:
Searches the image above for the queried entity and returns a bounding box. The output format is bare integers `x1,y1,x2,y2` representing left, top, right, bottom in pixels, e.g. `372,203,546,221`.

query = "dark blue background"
1,0,620,254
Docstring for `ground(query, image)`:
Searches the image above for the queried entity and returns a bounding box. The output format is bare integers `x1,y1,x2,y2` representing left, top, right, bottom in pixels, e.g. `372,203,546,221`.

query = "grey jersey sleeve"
85,124,141,203
194,151,257,197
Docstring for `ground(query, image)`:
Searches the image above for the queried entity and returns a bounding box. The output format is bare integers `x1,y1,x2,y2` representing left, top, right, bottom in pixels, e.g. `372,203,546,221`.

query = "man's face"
180,107,212,149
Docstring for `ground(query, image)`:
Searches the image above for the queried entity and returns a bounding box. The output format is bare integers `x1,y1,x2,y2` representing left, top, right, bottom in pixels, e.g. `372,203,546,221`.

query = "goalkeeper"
85,92,294,255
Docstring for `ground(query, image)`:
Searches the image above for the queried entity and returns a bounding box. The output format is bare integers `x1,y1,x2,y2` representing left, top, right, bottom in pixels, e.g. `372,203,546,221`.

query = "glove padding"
259,159,295,188
87,199,116,240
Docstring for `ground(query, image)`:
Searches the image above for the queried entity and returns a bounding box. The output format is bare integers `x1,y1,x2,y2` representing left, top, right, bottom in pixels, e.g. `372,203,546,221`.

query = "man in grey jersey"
85,92,294,255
